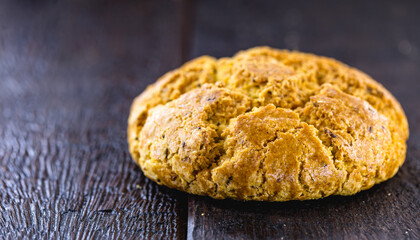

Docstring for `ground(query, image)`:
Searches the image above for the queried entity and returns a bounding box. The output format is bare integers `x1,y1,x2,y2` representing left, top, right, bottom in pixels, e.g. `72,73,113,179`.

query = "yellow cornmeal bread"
128,47,408,201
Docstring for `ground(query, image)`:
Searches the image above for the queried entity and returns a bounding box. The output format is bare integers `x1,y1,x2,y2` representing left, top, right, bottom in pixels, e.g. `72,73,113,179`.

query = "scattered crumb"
201,213,205,216
136,184,142,189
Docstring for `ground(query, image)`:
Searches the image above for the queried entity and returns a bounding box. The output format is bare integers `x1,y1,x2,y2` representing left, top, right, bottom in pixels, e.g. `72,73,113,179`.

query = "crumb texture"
128,47,408,201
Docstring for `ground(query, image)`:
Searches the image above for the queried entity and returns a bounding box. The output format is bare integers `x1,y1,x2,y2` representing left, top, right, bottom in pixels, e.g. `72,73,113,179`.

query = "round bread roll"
128,47,408,201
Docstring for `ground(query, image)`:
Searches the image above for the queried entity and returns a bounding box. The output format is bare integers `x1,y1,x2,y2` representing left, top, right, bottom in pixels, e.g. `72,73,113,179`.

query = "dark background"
0,0,419,239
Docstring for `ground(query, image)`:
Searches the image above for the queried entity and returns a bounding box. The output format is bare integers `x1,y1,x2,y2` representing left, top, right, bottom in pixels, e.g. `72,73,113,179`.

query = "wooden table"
1,0,419,239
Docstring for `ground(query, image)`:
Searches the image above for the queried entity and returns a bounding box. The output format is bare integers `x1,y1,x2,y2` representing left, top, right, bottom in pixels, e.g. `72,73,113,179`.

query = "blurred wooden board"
188,1,420,239
0,1,188,239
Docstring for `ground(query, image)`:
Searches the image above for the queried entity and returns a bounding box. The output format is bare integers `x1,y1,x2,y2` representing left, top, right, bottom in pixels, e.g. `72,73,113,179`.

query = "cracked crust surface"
128,47,408,201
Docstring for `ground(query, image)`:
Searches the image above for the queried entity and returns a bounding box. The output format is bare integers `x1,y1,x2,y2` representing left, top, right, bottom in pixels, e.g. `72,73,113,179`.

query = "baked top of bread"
128,47,408,201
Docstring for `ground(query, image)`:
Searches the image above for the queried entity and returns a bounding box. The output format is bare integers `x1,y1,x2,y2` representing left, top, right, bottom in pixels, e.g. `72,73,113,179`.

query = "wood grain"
0,1,188,239
188,0,420,239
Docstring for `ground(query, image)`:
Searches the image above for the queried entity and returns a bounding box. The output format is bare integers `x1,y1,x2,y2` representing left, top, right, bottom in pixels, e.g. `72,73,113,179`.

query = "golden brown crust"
128,46,408,201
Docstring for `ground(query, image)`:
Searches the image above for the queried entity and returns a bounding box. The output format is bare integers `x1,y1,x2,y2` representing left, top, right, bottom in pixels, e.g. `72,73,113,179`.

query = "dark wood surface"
0,0,419,239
